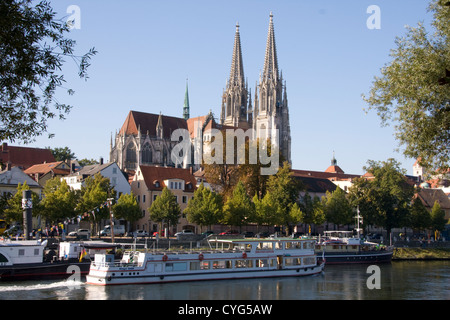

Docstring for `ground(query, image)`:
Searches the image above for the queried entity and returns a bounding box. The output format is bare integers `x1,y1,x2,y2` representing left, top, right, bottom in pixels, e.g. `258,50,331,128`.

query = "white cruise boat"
86,238,325,286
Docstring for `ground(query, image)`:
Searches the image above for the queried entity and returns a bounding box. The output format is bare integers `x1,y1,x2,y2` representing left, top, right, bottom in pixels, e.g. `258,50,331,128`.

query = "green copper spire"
183,79,190,120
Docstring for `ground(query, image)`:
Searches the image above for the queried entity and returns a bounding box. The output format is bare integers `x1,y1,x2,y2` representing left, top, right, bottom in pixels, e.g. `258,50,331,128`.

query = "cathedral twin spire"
220,12,291,164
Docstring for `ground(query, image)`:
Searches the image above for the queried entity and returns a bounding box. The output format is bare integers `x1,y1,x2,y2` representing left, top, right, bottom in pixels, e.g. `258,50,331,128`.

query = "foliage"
40,178,77,223
4,181,41,223
48,146,75,161
348,159,415,238
322,187,353,226
185,183,223,231
264,162,300,231
78,158,99,167
410,198,432,232
430,201,448,232
148,187,181,229
362,0,450,173
0,0,97,143
112,192,142,223
222,181,255,229
76,173,115,223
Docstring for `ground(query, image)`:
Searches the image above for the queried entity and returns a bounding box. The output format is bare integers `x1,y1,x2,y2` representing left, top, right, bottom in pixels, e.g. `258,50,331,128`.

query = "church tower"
220,23,251,129
183,79,190,120
254,13,291,163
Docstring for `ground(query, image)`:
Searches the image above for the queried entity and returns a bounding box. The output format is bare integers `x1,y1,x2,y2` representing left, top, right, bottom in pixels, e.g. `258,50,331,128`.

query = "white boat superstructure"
86,238,325,286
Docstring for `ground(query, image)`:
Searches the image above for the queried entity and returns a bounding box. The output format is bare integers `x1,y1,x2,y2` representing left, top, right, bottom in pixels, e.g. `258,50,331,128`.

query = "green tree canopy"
322,187,353,227
0,0,96,143
363,0,450,173
222,181,255,229
4,181,41,223
410,198,432,232
430,201,448,232
349,159,415,239
112,192,142,224
40,178,77,223
148,187,181,231
185,183,223,231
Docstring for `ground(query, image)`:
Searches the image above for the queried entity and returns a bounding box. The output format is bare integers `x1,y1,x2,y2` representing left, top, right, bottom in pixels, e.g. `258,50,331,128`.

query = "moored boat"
0,239,118,281
86,238,325,286
315,231,393,264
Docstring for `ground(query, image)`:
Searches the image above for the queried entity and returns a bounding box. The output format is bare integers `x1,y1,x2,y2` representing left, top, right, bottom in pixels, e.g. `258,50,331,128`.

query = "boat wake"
0,279,84,292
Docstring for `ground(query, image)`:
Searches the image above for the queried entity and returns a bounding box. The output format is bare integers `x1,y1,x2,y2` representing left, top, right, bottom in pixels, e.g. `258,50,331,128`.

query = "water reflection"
1,261,448,300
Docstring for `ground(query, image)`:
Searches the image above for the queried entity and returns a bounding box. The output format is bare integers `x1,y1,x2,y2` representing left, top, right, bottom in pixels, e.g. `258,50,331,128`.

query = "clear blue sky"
27,0,433,175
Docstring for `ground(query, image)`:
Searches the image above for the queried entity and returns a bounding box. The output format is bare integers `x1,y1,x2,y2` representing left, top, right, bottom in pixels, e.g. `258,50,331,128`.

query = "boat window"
18,249,25,256
166,262,187,272
34,249,40,255
256,259,269,268
235,259,253,268
303,257,316,266
257,242,273,250
200,261,210,270
275,242,283,250
213,260,232,269
285,258,302,266
190,262,200,270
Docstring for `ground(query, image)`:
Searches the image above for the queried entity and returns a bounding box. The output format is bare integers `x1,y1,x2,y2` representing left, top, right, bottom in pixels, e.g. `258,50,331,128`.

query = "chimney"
6,162,11,171
71,163,75,173
100,157,104,165
1,142,7,151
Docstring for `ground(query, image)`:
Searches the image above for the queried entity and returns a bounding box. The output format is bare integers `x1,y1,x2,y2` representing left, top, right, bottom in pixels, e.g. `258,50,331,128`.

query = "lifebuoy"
242,252,247,259
162,254,168,262
198,253,204,261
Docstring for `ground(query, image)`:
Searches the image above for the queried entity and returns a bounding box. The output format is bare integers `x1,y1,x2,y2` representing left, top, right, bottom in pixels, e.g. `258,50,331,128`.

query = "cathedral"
110,13,291,171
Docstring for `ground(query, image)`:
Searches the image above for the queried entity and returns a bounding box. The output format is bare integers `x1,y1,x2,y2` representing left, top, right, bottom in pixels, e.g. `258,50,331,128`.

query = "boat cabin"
0,240,46,266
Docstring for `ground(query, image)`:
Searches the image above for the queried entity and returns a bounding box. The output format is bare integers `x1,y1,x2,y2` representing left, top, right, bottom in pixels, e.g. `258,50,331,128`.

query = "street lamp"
107,198,115,243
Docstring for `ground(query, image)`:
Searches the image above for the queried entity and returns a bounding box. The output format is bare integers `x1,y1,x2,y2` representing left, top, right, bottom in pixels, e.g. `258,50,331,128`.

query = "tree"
4,181,41,223
148,187,181,235
40,178,77,223
222,181,255,230
430,201,448,234
78,158,99,167
76,173,116,232
253,192,279,230
410,198,432,233
363,0,450,173
348,159,415,240
323,187,353,228
0,0,97,143
264,162,301,234
185,183,223,232
112,193,142,227
48,147,75,161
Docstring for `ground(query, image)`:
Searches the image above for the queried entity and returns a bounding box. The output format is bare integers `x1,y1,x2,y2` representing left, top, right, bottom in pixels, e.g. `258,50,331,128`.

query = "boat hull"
86,264,324,286
320,250,393,265
0,261,91,281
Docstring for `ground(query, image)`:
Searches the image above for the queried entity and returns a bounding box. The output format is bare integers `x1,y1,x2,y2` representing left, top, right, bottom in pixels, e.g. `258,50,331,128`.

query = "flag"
79,248,87,262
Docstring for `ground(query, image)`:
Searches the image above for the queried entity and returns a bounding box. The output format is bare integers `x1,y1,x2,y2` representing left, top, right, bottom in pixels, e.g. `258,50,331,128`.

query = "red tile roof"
137,166,197,192
24,161,64,175
120,110,187,138
0,143,56,170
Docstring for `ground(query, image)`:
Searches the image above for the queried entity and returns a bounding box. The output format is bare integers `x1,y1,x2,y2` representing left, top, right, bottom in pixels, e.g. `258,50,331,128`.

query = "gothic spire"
229,22,245,87
183,79,190,120
262,12,279,81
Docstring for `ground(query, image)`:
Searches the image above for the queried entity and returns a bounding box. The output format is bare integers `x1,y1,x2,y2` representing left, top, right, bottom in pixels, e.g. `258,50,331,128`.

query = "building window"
142,144,152,163
182,196,187,204
143,195,146,203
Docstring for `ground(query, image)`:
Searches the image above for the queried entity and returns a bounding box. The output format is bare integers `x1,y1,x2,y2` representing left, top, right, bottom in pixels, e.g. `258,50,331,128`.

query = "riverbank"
392,247,450,260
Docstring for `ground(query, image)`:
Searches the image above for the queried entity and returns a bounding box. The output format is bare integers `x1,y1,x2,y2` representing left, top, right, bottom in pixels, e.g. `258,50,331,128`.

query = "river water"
0,261,448,300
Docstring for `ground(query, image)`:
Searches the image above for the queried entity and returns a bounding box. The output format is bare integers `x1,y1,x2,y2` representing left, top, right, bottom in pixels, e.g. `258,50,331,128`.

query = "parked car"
242,231,254,238
175,229,194,236
68,229,90,237
219,230,239,235
132,230,149,237
202,231,214,237
255,231,270,238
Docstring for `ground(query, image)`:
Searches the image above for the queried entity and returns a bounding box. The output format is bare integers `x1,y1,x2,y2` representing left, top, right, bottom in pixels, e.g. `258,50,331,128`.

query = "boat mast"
354,206,363,237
